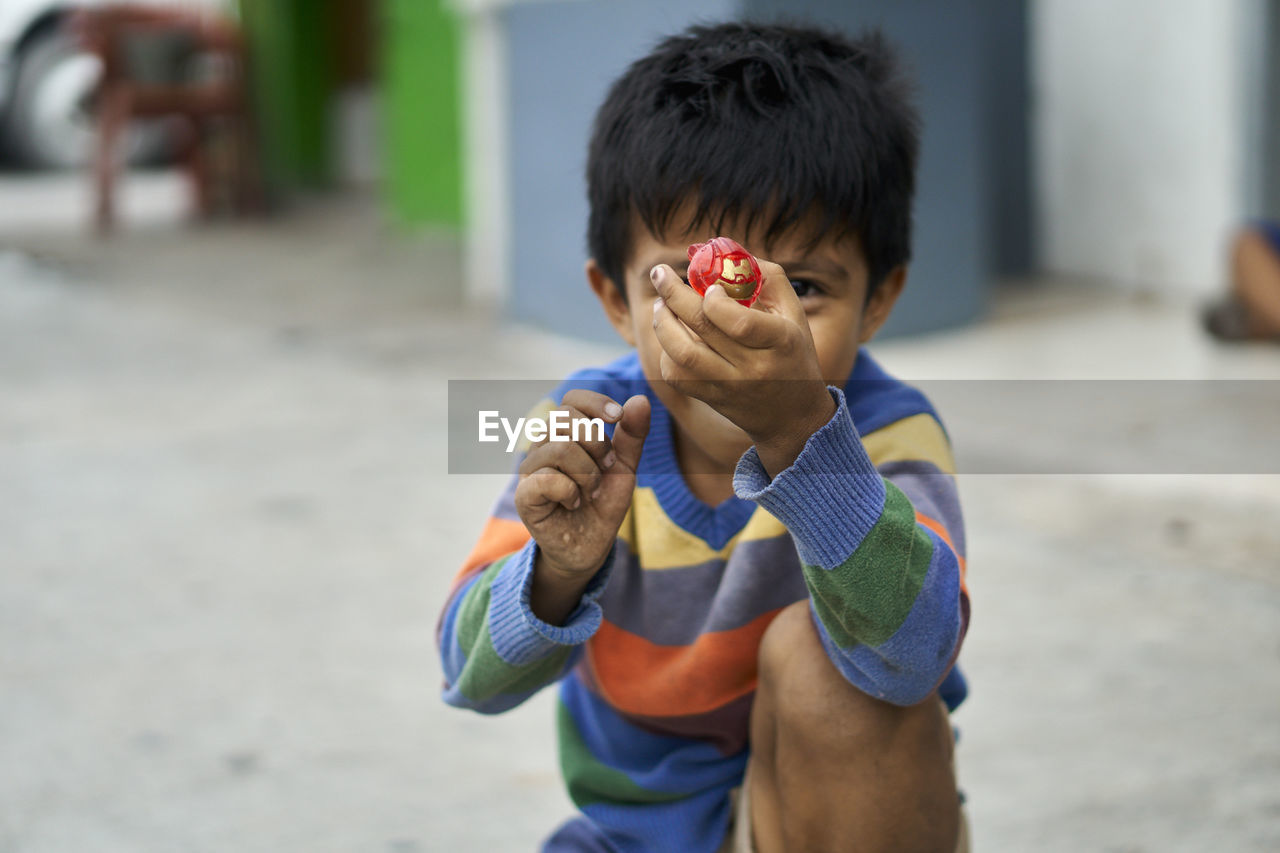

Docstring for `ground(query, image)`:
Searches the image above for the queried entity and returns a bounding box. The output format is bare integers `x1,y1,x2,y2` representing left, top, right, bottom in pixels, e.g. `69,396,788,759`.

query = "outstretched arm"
647,261,968,705
734,390,969,706
438,516,610,713
438,391,649,713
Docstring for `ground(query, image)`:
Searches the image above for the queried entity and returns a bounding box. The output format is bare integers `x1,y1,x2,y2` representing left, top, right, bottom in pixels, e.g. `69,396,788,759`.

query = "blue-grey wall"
505,0,738,344
505,0,1029,340
741,0,988,336
979,0,1034,277
1264,1,1280,220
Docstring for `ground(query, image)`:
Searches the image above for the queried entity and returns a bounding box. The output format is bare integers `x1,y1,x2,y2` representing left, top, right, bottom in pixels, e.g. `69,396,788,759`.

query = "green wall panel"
239,0,334,190
382,0,463,226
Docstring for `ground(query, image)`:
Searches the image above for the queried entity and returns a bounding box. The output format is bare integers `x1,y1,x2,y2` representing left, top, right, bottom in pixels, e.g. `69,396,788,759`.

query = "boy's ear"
586,259,636,347
858,265,908,344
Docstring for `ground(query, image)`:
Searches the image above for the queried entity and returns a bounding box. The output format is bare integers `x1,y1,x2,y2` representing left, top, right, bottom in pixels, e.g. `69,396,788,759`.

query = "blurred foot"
1201,297,1280,342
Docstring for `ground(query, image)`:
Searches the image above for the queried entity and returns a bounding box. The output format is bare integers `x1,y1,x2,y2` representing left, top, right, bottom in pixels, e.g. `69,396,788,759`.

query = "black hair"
586,21,920,299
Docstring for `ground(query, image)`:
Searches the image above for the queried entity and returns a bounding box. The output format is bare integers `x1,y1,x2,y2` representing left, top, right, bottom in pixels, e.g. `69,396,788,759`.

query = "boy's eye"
790,278,820,298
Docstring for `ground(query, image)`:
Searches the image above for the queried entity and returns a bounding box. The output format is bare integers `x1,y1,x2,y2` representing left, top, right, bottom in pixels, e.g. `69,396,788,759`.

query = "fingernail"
650,266,662,284
706,284,723,298
652,297,664,313
590,488,601,501
603,451,616,468
604,401,622,419
571,495,581,510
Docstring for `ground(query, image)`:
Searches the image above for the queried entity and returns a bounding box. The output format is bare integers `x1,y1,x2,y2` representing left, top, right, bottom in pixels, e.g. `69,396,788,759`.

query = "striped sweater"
438,349,970,852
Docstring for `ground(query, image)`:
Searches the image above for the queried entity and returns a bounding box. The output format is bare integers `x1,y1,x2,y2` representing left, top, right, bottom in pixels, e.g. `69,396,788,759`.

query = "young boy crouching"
439,22,971,852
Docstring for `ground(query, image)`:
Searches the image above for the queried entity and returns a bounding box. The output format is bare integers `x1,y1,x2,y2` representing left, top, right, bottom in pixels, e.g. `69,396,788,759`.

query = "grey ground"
1,176,1278,852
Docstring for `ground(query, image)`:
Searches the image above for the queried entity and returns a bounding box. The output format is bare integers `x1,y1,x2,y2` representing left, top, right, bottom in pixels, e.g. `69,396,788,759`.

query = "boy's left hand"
650,261,836,477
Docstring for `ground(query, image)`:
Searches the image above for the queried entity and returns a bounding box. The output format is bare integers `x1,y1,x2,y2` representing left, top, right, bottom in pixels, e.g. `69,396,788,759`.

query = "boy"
439,22,970,852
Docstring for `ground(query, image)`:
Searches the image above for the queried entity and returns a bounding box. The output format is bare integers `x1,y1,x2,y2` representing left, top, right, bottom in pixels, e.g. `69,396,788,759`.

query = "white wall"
457,2,511,308
1032,0,1261,296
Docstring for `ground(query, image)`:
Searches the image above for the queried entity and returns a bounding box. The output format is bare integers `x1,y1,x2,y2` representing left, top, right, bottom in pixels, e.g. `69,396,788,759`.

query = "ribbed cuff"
733,386,886,569
487,538,615,666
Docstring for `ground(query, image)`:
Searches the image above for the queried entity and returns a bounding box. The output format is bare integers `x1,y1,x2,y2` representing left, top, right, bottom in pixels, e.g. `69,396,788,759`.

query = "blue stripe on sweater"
561,675,742,795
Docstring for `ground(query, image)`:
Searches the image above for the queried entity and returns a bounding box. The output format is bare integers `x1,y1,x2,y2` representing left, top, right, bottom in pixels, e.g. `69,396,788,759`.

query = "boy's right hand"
515,391,650,624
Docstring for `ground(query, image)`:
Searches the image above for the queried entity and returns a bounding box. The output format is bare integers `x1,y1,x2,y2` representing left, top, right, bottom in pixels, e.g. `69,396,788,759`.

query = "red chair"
75,4,260,232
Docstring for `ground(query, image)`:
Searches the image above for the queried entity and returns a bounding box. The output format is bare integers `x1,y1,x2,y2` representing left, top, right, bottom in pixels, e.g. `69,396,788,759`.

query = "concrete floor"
1,182,1279,852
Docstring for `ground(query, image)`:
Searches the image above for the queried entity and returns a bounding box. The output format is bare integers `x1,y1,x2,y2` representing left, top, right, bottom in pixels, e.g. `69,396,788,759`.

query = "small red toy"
686,237,764,307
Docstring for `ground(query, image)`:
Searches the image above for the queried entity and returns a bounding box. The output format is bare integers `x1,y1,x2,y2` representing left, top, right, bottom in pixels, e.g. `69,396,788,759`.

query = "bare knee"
757,600,819,692
750,601,959,853
757,601,920,741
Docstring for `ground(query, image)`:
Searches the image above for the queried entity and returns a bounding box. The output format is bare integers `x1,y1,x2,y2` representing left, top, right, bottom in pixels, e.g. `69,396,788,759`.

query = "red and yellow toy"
686,237,764,307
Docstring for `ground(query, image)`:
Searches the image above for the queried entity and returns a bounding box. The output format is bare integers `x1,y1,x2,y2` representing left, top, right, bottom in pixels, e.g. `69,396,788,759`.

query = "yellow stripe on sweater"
616,487,789,571
861,413,956,475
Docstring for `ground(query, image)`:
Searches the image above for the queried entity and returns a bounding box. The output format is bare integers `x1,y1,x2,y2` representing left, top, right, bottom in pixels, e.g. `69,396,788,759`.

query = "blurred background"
1,0,1278,851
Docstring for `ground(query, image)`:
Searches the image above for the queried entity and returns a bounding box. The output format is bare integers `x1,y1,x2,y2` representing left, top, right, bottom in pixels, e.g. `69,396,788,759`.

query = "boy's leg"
747,601,961,853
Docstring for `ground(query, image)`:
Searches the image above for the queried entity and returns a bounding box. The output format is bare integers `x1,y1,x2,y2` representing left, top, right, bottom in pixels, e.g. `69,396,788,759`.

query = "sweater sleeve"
437,473,616,714
733,387,970,706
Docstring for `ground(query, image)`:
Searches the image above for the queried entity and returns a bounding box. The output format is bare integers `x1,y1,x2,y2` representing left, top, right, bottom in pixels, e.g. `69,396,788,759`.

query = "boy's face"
588,212,905,473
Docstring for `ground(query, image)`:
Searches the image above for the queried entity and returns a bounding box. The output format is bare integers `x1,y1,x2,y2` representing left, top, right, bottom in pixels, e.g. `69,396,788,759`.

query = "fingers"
701,282,787,349
652,272,733,380
654,258,798,351
608,394,651,472
650,264,736,353
560,388,625,424
515,392,648,515
751,260,809,327
559,390,624,466
517,466,582,513
519,437,608,507
655,266,737,345
516,390,627,507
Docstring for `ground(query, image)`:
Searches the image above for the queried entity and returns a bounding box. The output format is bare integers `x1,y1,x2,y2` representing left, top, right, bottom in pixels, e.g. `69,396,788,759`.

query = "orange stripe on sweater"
450,517,531,588
915,511,968,594
587,609,782,718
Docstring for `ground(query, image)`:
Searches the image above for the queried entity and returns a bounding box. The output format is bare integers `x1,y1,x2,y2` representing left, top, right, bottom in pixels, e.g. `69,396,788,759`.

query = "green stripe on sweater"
453,556,573,703
558,700,685,809
454,556,509,650
806,481,934,647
